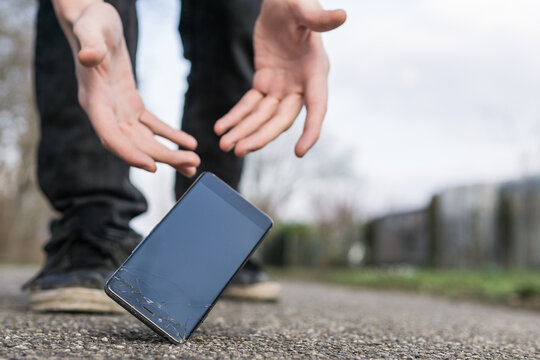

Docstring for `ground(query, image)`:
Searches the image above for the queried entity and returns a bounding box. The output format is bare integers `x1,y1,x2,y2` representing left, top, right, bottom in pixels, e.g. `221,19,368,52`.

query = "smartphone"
104,172,273,344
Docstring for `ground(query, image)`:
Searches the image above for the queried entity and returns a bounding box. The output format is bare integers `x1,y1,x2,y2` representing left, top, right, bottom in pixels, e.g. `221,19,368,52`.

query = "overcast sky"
131,0,540,233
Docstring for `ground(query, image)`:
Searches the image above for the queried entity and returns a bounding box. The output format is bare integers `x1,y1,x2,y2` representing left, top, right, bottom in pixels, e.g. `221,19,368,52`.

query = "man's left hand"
214,0,346,157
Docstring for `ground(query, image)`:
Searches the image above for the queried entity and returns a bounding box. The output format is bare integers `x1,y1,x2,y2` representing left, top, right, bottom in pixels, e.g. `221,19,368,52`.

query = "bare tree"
0,0,52,261
240,128,358,219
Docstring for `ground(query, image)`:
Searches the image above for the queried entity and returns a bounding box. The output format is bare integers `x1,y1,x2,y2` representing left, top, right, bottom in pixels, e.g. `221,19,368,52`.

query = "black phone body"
105,172,273,344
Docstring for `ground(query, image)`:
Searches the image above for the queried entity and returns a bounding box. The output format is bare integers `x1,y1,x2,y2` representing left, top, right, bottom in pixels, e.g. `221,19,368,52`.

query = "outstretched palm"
214,0,346,157
65,2,200,176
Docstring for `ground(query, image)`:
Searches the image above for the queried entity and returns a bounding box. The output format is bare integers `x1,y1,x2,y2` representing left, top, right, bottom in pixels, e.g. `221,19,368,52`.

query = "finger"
177,165,197,178
235,94,303,157
214,90,263,135
219,96,280,152
103,131,157,172
87,107,157,172
73,14,108,67
124,125,201,170
77,43,107,67
291,2,347,32
295,74,328,157
140,110,197,150
138,139,201,171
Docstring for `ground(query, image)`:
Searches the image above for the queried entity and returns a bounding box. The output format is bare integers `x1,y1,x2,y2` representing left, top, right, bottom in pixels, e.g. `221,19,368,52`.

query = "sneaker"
221,260,281,302
23,229,140,313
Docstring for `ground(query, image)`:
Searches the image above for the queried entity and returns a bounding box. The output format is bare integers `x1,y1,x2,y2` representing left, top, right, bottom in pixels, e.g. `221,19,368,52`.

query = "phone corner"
263,213,274,230
103,272,116,293
200,171,212,178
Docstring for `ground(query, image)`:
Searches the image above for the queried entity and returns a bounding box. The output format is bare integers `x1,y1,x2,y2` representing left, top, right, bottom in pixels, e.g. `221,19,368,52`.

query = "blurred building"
365,178,540,269
364,210,430,266
498,179,540,268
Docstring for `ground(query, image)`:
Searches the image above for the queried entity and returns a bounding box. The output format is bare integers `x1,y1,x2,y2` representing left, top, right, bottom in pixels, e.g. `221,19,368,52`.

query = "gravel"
1,265,539,359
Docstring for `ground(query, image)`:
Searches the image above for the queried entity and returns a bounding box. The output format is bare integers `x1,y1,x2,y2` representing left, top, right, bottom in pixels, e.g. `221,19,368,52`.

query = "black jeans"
35,0,261,249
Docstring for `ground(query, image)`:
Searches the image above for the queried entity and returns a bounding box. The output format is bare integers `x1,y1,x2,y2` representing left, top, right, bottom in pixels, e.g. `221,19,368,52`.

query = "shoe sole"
29,287,125,313
221,281,282,302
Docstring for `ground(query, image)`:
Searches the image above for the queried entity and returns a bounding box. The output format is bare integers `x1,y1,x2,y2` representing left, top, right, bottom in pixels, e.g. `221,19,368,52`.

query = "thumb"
72,13,108,67
291,1,347,32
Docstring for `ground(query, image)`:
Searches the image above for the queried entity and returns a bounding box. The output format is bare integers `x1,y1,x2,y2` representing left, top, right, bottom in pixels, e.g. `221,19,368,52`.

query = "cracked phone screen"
106,173,272,342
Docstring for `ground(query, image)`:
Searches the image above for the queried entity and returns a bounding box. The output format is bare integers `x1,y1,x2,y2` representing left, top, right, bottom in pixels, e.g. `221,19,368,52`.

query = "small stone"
101,337,109,342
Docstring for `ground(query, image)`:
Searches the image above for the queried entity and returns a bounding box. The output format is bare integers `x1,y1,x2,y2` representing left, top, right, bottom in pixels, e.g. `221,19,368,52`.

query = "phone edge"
104,280,181,344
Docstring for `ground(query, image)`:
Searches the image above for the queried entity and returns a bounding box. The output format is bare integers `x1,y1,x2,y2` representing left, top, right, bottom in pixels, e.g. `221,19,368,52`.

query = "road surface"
1,265,539,359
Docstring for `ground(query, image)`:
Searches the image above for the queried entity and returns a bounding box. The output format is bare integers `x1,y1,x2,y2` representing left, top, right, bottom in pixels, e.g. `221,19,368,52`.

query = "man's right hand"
52,0,200,176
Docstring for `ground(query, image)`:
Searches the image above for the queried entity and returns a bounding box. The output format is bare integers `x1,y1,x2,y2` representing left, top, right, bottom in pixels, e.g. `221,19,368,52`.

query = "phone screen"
106,173,272,343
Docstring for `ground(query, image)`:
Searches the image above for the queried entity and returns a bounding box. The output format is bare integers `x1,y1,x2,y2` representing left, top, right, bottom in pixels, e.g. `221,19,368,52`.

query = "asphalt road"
1,265,539,359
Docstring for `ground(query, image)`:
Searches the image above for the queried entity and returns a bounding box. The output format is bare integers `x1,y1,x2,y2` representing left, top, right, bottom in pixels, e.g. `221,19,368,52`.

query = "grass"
269,267,540,308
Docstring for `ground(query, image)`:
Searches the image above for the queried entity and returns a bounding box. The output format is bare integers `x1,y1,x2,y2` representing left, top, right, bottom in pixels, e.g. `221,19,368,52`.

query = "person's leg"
177,0,280,301
176,0,261,197
175,0,260,194
27,0,145,312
